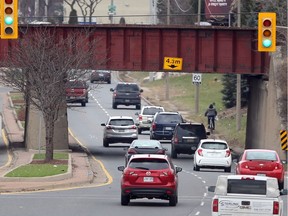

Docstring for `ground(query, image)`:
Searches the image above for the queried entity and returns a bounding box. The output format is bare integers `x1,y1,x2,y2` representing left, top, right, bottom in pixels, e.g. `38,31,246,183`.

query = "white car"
135,105,164,134
193,139,232,172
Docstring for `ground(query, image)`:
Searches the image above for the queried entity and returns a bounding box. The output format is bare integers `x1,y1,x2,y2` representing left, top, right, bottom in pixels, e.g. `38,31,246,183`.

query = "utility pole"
236,0,241,131
165,0,170,100
194,0,201,114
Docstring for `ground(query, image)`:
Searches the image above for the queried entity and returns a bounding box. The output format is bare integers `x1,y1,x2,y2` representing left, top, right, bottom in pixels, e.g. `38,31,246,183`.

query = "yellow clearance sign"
163,57,183,71
280,130,287,150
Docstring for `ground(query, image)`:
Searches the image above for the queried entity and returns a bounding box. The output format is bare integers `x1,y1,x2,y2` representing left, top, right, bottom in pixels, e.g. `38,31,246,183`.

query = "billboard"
205,0,233,20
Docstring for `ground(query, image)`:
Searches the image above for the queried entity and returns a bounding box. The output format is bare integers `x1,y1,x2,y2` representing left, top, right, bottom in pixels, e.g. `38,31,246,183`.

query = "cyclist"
204,104,217,130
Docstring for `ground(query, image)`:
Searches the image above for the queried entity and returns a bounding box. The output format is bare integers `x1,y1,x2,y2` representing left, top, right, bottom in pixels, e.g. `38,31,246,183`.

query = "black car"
90,70,111,84
110,82,143,109
124,139,167,166
171,122,209,158
150,112,184,141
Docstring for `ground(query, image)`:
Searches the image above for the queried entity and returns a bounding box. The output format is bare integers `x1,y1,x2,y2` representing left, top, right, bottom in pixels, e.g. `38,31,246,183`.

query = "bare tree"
0,27,101,162
76,0,103,24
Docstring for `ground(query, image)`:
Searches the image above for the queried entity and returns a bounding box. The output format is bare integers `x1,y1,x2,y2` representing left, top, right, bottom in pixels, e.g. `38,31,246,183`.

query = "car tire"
138,128,142,134
81,102,86,107
171,148,177,159
169,195,177,206
194,164,200,171
103,139,109,147
121,194,130,206
224,166,231,173
112,103,117,109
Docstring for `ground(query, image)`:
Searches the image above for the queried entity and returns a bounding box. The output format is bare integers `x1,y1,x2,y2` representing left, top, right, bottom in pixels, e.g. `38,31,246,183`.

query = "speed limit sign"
192,73,202,84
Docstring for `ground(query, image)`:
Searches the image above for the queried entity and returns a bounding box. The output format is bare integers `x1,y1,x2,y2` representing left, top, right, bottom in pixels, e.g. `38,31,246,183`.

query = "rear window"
156,114,182,123
177,125,206,138
66,81,87,89
201,142,227,150
246,151,277,161
227,179,266,195
129,159,169,170
143,107,164,115
109,119,134,126
116,84,139,92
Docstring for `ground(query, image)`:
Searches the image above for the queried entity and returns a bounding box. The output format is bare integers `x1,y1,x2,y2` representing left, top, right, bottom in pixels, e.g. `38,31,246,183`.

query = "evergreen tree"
221,74,249,108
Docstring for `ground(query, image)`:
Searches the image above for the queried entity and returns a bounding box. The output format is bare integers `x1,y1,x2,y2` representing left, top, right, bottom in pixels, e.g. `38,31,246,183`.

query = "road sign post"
192,73,202,114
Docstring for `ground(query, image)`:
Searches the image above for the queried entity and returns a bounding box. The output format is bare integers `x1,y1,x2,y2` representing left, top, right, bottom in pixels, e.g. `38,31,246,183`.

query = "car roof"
200,139,228,144
116,82,138,85
130,154,168,160
142,105,164,109
177,122,203,126
156,111,180,115
243,149,277,153
109,116,134,120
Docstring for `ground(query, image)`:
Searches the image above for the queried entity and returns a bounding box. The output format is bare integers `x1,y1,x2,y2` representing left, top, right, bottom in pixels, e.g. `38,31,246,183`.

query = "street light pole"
165,0,170,100
236,0,241,131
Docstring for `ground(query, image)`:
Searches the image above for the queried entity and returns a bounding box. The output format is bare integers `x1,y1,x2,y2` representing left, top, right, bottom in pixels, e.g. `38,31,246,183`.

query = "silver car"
101,116,138,147
135,106,164,134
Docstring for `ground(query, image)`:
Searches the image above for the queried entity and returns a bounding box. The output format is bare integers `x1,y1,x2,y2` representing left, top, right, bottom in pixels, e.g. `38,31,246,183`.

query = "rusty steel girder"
0,24,269,75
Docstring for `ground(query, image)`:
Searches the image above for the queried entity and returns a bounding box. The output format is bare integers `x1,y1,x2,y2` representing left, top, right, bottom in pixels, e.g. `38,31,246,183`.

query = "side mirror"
110,88,114,92
140,89,144,93
175,166,182,173
281,160,287,165
135,123,139,126
147,119,152,123
101,123,106,126
135,112,139,116
118,166,125,172
206,131,211,136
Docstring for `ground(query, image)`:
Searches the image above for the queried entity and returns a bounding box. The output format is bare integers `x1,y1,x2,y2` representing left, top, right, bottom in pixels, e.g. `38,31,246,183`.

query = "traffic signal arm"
258,12,276,52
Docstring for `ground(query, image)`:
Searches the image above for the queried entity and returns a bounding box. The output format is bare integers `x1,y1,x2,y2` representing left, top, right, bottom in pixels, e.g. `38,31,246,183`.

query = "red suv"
118,154,182,206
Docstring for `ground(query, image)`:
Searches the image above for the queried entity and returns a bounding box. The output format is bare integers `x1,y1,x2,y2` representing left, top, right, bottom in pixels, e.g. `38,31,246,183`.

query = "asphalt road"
0,75,286,216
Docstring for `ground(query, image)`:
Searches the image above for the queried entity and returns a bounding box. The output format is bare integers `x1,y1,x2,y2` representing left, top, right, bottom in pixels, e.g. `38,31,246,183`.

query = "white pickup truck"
211,175,283,216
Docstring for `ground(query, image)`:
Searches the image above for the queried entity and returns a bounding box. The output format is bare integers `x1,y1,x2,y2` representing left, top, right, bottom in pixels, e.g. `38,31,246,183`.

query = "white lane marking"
90,94,110,117
200,201,204,206
195,211,200,215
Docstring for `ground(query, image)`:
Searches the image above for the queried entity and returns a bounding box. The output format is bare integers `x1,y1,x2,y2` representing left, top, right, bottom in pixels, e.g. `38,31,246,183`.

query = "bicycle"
208,116,214,133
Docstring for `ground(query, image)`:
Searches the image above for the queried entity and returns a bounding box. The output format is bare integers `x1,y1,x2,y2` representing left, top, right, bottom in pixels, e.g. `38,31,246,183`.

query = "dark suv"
150,112,184,141
171,122,209,158
110,82,143,109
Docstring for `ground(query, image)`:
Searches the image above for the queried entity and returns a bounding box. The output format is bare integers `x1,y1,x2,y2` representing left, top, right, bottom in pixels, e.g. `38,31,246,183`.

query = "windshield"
246,151,277,161
143,107,163,115
116,84,139,92
129,159,169,170
109,119,134,126
227,179,266,195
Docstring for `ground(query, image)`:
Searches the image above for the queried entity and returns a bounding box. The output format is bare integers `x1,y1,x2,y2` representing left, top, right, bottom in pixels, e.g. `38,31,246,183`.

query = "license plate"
118,129,125,132
257,173,266,176
143,177,153,182
70,96,76,99
125,99,130,102
165,127,173,130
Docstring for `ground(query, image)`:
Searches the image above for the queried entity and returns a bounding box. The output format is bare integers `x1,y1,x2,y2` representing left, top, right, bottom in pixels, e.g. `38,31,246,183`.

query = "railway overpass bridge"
0,25,285,158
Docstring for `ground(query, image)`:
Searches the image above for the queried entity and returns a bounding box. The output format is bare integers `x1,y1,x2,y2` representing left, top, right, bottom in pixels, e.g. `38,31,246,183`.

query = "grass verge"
5,153,69,177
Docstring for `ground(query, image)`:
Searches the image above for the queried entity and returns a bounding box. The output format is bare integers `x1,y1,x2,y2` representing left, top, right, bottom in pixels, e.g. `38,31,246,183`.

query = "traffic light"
0,0,18,39
258,12,276,52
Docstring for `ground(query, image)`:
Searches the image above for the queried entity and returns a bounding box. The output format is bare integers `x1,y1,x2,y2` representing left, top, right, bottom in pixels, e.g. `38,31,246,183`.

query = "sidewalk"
0,92,108,193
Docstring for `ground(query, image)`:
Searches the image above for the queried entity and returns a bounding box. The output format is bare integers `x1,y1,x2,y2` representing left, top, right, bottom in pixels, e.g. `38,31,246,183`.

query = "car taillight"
113,92,117,97
152,122,156,130
197,149,203,156
173,137,179,144
273,201,279,215
138,115,143,121
212,199,218,212
127,148,137,154
131,125,137,129
225,150,231,157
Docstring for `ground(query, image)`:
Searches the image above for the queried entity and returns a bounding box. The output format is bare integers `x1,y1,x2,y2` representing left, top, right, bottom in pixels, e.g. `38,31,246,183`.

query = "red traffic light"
263,19,272,27
5,0,13,4
5,7,13,14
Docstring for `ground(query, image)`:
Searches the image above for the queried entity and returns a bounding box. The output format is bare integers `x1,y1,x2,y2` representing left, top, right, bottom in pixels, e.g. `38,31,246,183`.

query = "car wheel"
194,164,200,171
169,195,177,206
171,148,177,159
136,104,141,110
103,139,109,147
81,102,86,107
138,128,142,134
121,194,130,206
224,166,231,173
112,103,117,109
